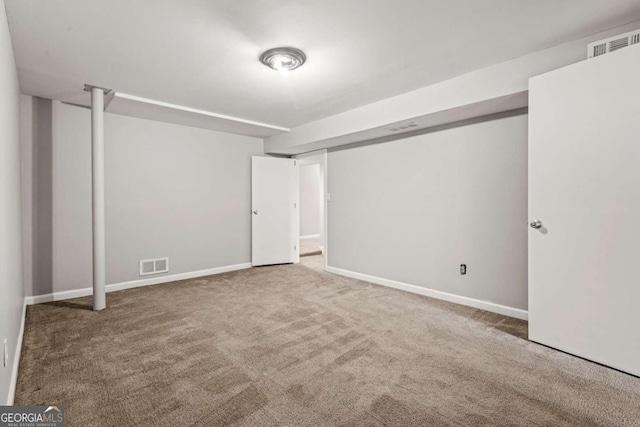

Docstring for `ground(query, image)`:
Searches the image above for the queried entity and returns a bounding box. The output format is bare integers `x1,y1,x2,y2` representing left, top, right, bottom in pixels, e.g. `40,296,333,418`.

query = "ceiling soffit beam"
264,20,640,156
105,93,289,139
266,92,528,156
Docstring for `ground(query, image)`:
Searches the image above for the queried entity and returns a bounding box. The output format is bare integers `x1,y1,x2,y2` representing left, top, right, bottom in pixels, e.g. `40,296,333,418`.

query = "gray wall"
51,102,91,294
328,112,528,310
105,111,262,284
0,0,24,404
25,100,263,296
299,164,321,237
21,96,53,298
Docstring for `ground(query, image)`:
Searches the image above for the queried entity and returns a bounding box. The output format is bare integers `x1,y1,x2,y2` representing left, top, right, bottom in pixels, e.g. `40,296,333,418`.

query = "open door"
528,47,640,376
252,156,299,266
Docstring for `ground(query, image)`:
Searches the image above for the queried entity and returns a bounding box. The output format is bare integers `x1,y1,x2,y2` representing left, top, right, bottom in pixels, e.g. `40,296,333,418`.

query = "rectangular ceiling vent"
386,122,420,133
587,29,640,59
139,257,169,276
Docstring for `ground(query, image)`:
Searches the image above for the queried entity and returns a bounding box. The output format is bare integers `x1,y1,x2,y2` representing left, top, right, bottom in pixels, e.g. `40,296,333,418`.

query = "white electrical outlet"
3,338,7,368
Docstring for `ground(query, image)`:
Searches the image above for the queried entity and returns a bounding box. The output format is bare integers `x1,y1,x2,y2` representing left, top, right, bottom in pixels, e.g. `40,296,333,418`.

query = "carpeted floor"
300,237,322,257
16,256,640,426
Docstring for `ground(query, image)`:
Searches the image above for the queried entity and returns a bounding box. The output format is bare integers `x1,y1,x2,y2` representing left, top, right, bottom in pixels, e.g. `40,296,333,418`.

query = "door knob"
253,210,258,215
529,219,543,229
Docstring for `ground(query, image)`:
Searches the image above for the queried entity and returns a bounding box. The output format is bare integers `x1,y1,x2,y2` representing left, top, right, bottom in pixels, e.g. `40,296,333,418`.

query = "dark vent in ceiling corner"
609,37,629,52
588,30,640,59
592,43,606,57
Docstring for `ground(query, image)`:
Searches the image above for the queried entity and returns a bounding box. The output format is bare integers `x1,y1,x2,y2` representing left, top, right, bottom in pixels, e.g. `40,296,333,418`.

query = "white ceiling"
6,0,640,129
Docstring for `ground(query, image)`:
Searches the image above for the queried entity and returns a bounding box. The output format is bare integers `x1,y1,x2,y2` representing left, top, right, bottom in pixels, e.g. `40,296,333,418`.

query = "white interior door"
252,156,299,266
529,46,640,376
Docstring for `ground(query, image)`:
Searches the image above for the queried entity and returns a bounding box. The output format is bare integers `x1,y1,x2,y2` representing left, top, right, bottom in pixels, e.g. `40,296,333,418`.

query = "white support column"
86,84,109,311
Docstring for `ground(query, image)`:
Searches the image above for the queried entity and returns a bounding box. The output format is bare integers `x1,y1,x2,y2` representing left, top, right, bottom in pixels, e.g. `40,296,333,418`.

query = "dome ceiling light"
259,47,306,75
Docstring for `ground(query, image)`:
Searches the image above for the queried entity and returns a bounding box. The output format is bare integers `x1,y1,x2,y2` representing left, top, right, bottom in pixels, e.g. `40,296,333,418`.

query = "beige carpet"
16,256,640,426
300,237,322,257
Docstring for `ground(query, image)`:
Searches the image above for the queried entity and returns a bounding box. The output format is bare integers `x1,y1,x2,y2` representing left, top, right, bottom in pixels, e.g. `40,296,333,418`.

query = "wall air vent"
386,122,420,133
139,257,169,276
588,30,640,58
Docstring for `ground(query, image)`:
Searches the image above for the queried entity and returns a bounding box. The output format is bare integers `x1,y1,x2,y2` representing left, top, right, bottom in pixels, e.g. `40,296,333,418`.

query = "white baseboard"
25,287,92,305
7,299,26,405
325,266,528,321
300,234,320,240
106,263,251,293
319,246,325,254
24,263,252,306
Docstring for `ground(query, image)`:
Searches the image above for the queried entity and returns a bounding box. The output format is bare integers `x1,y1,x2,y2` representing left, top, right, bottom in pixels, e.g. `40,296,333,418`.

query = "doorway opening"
299,163,322,256
296,151,326,269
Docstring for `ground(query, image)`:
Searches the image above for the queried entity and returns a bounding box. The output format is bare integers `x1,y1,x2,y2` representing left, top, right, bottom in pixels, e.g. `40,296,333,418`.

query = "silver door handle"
253,210,258,215
529,220,543,229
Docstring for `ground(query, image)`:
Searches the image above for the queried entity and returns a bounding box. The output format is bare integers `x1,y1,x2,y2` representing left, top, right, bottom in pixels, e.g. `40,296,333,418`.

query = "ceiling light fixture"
259,47,306,75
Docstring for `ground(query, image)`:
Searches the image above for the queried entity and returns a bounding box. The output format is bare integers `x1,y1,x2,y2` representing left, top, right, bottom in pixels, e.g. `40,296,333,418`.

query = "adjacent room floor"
300,237,322,257
16,256,640,426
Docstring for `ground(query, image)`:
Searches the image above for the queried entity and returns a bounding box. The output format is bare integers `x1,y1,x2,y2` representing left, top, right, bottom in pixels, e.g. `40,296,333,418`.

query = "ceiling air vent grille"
386,122,419,133
592,43,607,57
139,257,169,276
588,29,640,58
609,37,629,52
